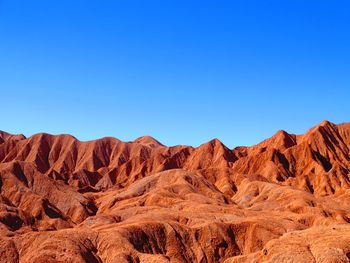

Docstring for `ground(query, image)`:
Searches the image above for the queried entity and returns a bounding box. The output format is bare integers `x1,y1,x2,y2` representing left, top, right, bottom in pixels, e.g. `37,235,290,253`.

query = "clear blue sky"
0,0,349,147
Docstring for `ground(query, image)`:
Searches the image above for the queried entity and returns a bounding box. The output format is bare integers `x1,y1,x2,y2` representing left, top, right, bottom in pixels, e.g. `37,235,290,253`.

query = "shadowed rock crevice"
305,178,315,194
312,150,332,172
0,213,23,231
81,244,102,263
42,199,63,219
126,226,167,255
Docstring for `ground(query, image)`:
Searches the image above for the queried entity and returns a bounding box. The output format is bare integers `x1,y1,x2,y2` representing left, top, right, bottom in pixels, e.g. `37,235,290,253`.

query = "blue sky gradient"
0,0,349,147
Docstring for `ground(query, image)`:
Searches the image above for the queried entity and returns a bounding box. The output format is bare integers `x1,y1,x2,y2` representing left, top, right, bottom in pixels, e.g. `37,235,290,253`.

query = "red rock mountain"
1,121,350,262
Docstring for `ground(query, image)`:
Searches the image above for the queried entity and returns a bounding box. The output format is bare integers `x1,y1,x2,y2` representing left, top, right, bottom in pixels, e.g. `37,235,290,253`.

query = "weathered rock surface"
1,121,350,262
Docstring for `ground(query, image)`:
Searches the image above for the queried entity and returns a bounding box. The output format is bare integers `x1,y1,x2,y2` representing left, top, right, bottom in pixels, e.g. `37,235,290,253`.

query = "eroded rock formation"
1,121,350,262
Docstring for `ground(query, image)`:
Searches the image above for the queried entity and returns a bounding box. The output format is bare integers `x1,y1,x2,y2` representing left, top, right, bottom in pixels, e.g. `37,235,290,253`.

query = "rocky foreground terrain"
1,120,350,262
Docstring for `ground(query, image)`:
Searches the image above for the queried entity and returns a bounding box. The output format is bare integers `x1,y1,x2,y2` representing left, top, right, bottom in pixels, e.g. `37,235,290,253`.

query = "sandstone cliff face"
1,121,350,262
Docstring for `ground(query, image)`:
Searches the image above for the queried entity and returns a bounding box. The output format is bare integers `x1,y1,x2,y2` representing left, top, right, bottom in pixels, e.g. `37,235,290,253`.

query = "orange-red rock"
1,121,350,262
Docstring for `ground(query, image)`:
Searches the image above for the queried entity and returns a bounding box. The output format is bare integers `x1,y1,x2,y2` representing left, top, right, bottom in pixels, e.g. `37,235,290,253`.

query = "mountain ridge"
1,120,350,262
